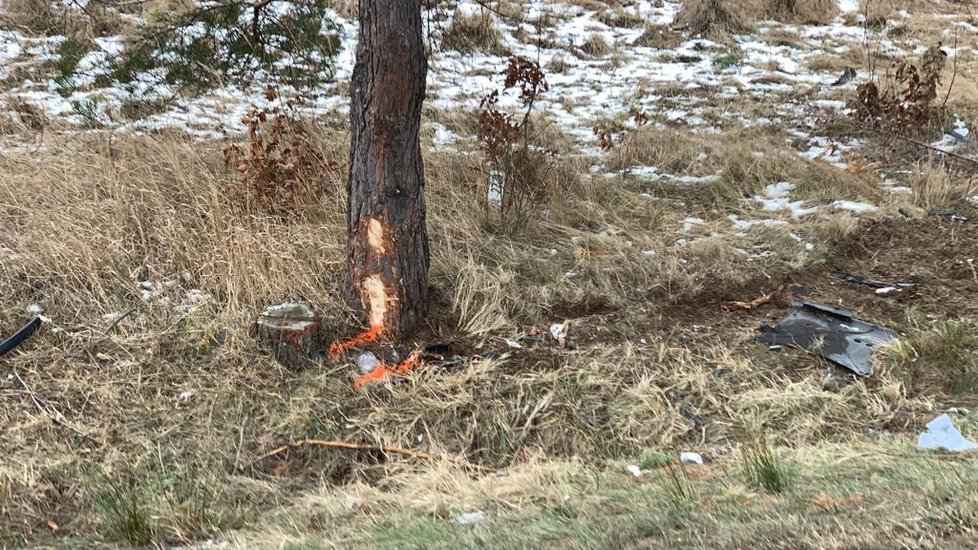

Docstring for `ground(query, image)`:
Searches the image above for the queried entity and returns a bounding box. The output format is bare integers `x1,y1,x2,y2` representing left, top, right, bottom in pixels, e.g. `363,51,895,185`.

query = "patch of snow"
832,200,877,213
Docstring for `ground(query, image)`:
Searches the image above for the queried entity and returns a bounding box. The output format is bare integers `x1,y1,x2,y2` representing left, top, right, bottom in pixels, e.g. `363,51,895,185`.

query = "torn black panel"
755,302,899,376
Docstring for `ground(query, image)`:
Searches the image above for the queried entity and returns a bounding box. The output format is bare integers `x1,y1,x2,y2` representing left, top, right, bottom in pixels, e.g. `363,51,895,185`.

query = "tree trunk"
346,0,429,338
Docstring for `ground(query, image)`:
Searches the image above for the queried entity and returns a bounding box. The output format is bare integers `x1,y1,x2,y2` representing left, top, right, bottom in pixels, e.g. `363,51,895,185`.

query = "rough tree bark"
346,0,429,338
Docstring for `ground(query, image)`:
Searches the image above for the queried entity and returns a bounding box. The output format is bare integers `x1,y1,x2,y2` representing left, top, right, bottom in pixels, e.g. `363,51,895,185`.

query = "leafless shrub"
222,91,335,218
848,44,951,137
477,55,561,232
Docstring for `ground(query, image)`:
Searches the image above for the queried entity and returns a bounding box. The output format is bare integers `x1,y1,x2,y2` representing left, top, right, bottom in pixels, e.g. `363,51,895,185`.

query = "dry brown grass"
764,0,839,25
2,0,63,34
0,120,967,545
676,0,756,40
441,7,505,54
2,0,126,37
610,125,884,210
908,159,975,209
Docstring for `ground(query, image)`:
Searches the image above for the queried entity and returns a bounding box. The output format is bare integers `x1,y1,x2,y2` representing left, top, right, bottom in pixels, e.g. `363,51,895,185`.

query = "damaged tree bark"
346,0,429,338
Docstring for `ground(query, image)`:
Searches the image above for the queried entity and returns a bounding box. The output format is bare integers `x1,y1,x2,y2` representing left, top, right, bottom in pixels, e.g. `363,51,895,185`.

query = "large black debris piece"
0,317,43,359
755,302,899,376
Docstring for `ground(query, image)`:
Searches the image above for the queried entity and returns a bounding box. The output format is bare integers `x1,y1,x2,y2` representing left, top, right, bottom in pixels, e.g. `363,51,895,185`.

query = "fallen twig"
724,286,783,312
869,126,978,169
105,306,138,334
967,259,977,284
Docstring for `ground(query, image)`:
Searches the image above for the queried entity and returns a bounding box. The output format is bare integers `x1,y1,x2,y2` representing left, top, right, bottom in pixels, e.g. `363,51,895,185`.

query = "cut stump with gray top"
255,303,320,369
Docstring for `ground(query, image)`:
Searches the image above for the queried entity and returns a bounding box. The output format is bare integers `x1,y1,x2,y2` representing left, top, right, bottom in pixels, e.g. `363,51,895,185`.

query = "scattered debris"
253,303,319,369
680,452,704,465
917,414,977,453
626,464,645,478
0,317,43,359
550,321,567,342
505,339,522,349
756,302,899,376
455,510,488,525
419,342,466,368
929,208,969,223
831,270,918,291
547,321,578,349
682,410,704,429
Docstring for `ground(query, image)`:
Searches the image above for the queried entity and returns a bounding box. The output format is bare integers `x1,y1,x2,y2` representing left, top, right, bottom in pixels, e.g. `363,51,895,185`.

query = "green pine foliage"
104,0,341,94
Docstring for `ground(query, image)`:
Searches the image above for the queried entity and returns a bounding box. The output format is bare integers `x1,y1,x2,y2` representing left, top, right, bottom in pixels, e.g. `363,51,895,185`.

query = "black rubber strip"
0,316,42,358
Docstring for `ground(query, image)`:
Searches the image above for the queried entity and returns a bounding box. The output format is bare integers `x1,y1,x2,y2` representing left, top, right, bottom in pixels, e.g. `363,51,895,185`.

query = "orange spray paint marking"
328,323,383,359
328,274,389,359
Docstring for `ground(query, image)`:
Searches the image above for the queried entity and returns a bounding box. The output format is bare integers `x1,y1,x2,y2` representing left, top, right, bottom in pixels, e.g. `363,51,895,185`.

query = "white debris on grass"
550,322,567,341
917,414,978,453
26,303,44,315
626,464,645,477
356,352,380,375
679,452,704,465
681,217,705,232
455,510,488,525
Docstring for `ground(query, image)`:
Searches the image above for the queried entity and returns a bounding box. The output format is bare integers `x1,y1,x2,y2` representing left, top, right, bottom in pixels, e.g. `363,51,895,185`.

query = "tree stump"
255,303,320,369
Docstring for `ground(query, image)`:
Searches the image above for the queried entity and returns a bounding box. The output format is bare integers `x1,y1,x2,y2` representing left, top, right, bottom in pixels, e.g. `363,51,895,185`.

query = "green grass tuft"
739,439,795,494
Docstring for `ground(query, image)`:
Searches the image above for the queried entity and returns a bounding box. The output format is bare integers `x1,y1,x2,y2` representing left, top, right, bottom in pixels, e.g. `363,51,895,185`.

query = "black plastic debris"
682,409,704,429
831,67,856,86
421,342,466,368
830,270,918,290
755,302,899,376
929,209,969,223
0,317,42,359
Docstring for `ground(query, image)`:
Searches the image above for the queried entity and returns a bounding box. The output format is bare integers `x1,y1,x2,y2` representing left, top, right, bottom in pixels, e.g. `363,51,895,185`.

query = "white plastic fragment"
356,352,379,375
455,510,488,524
875,286,899,295
27,303,43,315
550,323,567,341
626,464,644,477
917,414,978,452
680,452,704,465
505,339,522,349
